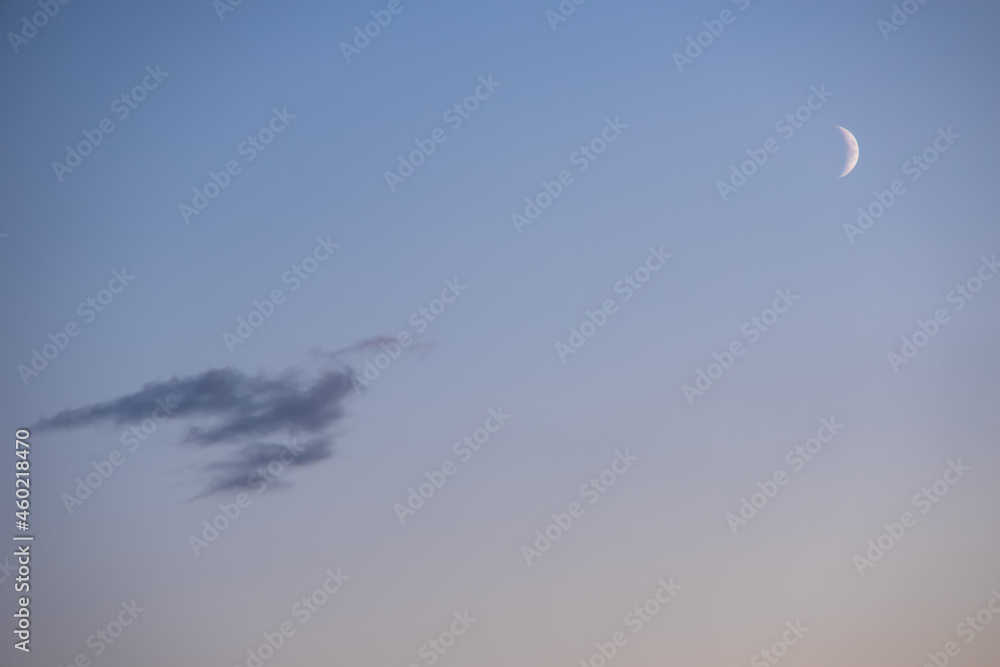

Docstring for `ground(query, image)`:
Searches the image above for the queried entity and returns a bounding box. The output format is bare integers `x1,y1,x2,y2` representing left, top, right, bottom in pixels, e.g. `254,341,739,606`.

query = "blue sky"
1,1,999,666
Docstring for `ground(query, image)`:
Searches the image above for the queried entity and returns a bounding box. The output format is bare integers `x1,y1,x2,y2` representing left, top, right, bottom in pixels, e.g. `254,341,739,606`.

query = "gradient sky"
2,1,999,666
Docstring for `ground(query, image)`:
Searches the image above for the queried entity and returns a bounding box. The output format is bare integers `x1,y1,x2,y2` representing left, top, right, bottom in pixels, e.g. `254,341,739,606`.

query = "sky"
1,0,999,666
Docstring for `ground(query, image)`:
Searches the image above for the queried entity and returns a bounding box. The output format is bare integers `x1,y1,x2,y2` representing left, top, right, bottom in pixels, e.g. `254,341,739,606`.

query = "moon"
836,125,860,178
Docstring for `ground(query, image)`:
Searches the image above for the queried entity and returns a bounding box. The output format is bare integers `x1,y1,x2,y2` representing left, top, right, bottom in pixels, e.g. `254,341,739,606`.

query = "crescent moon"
836,125,859,178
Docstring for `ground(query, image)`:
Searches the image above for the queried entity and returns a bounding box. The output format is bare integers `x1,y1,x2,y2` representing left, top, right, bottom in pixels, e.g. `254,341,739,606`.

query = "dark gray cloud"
34,367,357,497
197,436,333,498
313,334,434,362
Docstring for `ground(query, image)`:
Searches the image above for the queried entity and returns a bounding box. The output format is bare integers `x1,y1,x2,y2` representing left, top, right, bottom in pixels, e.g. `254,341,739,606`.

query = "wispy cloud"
35,366,357,497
